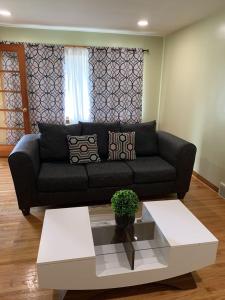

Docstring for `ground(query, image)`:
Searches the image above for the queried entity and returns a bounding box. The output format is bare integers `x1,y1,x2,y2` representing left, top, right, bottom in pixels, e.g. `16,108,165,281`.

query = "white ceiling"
0,0,225,36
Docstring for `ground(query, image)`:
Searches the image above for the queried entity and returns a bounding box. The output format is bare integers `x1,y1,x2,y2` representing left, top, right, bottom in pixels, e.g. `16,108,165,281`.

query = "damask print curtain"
88,47,144,123
25,44,64,133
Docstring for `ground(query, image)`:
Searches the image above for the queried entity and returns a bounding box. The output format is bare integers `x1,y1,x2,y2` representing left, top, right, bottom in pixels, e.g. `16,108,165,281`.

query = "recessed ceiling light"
137,20,148,27
0,10,12,17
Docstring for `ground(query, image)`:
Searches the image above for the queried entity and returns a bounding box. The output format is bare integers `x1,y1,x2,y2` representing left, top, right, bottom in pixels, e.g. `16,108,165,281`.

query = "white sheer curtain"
64,47,90,124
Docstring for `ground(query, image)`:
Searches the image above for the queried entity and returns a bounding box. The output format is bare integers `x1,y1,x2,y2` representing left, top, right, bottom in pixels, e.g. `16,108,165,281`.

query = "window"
64,47,90,124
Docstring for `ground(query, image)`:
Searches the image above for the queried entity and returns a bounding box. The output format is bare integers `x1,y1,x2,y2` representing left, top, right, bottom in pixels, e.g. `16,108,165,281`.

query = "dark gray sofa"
8,121,196,216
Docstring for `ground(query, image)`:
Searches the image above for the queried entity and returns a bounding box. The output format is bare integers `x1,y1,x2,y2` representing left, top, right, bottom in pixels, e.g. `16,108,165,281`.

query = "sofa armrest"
8,134,40,211
158,131,197,194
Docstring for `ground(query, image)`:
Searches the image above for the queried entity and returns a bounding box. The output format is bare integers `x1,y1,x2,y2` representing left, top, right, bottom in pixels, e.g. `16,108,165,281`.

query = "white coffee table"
37,200,218,291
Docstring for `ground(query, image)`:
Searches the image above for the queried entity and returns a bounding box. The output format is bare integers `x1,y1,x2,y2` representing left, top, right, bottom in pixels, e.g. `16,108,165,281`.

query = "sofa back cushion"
120,121,158,156
38,123,81,161
80,122,120,159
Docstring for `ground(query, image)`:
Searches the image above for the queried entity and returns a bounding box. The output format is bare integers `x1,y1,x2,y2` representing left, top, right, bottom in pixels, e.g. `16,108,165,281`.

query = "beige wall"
159,10,225,187
0,26,163,122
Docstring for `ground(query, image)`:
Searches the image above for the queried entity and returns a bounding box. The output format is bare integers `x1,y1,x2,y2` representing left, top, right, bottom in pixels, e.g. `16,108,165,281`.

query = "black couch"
8,121,196,216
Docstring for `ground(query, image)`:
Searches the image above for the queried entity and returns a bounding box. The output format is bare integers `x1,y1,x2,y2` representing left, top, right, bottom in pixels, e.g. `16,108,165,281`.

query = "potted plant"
111,189,139,229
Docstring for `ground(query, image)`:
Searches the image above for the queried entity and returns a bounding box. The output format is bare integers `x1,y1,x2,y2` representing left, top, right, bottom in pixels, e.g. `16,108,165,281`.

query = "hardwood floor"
0,157,225,300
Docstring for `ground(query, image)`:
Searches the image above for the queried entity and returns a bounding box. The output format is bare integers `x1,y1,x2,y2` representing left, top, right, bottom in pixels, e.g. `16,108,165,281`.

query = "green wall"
159,9,225,187
0,26,163,122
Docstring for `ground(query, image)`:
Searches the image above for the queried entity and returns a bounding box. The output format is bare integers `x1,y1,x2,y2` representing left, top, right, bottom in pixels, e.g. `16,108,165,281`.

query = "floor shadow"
23,214,44,233
64,282,170,300
192,271,202,284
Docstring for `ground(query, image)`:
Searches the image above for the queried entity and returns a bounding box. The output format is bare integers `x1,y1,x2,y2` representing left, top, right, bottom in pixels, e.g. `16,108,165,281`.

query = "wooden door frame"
0,44,31,156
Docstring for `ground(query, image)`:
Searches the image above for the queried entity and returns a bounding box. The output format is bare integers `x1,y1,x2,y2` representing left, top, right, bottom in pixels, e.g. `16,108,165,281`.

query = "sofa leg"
177,192,186,200
21,207,30,216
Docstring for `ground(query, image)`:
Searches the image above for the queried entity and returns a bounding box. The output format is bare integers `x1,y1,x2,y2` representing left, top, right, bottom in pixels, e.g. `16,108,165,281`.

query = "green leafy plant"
111,190,139,216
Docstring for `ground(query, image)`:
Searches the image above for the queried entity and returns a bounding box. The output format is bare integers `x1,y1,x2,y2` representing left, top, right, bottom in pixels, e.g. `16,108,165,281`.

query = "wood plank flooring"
0,157,225,300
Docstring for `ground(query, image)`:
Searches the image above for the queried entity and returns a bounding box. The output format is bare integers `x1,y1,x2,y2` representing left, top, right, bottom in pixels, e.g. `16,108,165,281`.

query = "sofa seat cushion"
86,161,133,188
38,163,88,192
126,156,176,184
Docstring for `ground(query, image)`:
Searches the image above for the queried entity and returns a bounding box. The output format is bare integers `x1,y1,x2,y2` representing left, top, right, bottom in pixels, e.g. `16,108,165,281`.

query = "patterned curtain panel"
88,47,144,123
25,44,65,133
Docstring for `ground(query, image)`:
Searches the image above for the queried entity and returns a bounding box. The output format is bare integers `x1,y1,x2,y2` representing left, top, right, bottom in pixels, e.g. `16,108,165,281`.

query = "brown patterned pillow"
108,131,136,161
67,134,101,164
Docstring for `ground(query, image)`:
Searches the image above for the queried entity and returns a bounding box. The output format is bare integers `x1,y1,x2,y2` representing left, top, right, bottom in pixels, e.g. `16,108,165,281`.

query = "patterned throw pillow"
108,131,136,161
67,134,101,164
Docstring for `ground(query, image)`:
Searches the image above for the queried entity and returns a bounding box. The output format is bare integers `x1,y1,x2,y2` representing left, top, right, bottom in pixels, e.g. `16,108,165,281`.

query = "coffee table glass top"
90,217,169,270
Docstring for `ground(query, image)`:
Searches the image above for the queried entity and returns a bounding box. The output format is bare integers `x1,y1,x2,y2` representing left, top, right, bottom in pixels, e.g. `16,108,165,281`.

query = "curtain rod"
64,45,149,53
0,41,149,52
